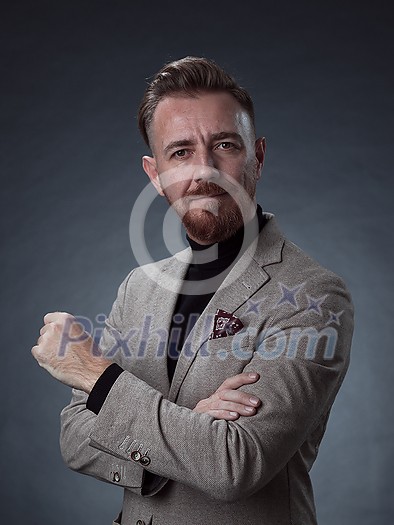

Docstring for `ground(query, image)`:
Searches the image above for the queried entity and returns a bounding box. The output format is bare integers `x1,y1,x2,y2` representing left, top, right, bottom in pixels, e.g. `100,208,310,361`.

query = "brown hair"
138,56,255,148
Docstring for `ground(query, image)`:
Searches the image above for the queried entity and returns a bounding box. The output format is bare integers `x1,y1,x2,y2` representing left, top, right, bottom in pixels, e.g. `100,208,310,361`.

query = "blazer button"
136,520,145,525
139,456,151,467
131,450,142,462
112,471,121,482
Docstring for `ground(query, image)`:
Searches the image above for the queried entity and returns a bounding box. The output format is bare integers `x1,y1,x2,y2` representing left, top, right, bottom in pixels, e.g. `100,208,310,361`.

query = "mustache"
185,182,227,198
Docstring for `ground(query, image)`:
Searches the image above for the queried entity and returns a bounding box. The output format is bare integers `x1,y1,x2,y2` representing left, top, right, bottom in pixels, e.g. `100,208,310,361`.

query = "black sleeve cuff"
86,363,124,414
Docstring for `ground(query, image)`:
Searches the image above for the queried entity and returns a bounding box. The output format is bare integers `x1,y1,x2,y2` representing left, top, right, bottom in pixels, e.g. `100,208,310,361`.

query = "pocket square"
209,309,244,340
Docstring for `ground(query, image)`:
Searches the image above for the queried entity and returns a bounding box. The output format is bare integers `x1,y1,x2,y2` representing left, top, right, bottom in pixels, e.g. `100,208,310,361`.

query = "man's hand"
31,312,110,394
193,372,261,420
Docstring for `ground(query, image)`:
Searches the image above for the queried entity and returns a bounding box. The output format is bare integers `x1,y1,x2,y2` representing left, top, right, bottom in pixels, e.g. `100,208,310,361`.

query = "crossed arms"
32,264,354,501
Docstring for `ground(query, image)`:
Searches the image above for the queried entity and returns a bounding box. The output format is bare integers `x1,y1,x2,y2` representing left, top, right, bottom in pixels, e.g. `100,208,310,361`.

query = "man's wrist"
83,361,112,394
86,363,124,414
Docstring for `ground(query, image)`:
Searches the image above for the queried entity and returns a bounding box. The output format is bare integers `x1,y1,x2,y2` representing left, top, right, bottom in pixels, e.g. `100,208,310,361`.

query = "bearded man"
32,56,354,525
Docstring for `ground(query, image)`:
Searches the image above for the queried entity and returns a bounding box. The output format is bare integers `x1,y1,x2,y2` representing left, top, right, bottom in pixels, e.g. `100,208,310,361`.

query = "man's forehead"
150,92,253,147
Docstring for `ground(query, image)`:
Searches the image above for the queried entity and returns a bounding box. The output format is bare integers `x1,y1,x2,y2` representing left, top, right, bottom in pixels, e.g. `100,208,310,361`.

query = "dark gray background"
1,1,393,523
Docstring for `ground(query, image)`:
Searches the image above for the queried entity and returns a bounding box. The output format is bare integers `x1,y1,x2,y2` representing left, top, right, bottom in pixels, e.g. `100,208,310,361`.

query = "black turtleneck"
87,205,266,414
167,205,267,381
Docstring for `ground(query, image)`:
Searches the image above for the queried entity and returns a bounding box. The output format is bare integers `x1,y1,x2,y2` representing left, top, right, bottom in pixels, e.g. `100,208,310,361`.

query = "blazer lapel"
138,249,191,398
168,213,285,402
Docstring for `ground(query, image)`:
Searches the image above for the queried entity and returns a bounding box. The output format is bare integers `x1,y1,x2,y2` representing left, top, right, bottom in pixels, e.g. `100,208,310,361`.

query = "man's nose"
192,151,219,183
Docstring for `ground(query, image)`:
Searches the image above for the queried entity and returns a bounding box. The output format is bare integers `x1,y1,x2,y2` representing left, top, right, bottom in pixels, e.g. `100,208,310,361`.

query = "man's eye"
174,149,188,158
217,142,234,150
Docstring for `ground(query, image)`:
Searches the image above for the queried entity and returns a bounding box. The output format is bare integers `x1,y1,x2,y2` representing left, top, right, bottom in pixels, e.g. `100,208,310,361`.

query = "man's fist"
31,312,110,393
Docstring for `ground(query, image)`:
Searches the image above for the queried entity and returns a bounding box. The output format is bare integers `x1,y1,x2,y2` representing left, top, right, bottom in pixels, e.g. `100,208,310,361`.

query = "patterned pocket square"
209,309,244,340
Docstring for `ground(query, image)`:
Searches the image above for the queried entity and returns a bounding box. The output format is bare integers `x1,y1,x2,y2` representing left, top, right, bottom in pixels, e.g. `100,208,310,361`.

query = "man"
32,57,354,525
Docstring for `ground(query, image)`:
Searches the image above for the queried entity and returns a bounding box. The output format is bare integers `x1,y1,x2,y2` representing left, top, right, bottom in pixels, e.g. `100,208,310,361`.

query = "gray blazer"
60,213,354,525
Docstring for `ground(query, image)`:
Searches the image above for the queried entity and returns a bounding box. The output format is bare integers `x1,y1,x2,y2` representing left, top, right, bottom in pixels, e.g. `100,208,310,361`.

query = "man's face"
142,91,266,244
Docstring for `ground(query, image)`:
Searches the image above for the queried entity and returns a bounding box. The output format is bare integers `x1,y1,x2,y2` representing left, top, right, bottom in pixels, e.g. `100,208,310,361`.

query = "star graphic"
216,350,228,361
276,283,304,309
244,298,263,316
305,294,328,317
326,310,344,326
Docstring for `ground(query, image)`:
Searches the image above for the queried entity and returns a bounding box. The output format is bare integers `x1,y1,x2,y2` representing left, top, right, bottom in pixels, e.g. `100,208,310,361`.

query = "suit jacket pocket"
203,332,252,359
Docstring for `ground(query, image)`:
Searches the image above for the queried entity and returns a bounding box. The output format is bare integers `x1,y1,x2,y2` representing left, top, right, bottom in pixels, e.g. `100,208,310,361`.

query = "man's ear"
255,137,266,179
142,155,164,196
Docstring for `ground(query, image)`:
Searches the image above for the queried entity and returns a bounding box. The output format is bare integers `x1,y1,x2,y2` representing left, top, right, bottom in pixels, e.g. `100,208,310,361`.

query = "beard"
163,163,259,244
182,199,243,244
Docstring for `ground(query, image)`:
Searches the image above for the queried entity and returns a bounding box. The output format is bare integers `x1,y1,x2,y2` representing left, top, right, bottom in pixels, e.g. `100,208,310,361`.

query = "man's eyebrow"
210,131,244,144
163,139,195,155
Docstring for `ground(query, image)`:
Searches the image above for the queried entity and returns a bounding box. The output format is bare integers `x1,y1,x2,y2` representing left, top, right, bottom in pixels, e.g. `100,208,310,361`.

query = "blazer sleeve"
59,269,148,493
87,272,354,502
